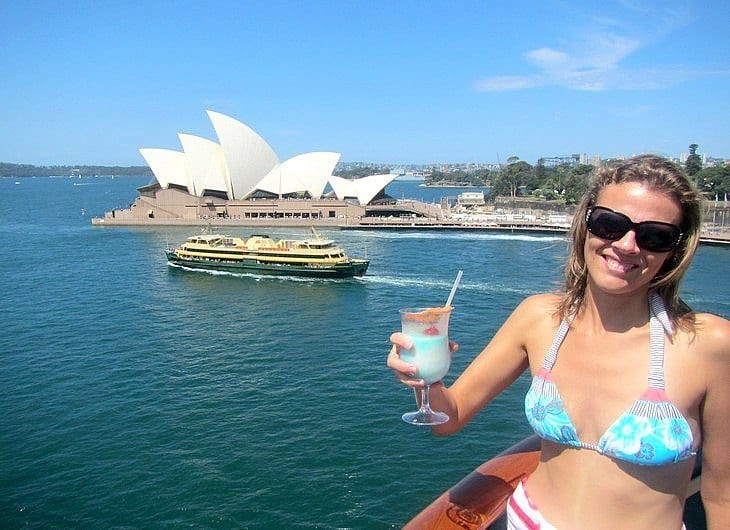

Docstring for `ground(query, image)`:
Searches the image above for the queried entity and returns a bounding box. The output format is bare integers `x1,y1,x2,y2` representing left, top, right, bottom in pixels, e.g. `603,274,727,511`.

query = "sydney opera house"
93,111,442,226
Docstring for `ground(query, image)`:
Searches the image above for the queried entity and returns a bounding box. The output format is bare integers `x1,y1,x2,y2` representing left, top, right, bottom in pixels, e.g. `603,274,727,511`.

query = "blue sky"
2,0,728,166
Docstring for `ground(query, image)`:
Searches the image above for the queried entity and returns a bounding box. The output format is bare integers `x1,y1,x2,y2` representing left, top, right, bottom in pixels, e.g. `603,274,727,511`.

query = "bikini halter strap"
541,292,672,389
648,291,672,389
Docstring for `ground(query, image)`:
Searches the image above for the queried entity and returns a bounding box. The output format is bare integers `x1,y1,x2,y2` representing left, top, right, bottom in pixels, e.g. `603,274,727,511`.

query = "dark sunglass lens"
636,224,679,252
589,209,629,240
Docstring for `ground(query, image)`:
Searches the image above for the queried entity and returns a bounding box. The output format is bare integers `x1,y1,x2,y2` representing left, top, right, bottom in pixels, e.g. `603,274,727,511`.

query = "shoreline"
91,215,730,246
418,184,487,189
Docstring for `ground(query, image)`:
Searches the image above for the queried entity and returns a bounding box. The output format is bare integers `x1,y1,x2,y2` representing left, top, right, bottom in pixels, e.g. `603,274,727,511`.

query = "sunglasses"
585,206,682,252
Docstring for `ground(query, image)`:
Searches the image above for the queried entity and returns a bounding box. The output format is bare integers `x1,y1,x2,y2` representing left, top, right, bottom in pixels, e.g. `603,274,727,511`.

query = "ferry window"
328,210,336,218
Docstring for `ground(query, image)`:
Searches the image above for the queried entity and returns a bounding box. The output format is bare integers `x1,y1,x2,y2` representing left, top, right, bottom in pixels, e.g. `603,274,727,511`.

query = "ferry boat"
165,228,369,278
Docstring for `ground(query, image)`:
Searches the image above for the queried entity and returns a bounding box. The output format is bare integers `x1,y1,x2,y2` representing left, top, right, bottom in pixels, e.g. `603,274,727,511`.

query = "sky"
1,0,728,166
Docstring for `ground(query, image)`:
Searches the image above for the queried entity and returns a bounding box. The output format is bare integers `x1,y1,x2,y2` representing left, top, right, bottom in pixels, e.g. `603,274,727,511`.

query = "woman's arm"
389,294,556,436
697,313,730,529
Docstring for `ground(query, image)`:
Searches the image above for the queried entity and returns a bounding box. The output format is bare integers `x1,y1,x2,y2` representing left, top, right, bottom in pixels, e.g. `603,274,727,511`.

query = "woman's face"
584,182,682,296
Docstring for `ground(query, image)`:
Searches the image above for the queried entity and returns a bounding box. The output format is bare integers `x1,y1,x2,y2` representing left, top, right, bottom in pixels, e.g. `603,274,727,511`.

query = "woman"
388,155,730,529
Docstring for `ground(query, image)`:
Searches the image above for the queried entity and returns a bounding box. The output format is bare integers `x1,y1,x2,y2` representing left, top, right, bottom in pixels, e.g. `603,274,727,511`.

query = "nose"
613,229,641,253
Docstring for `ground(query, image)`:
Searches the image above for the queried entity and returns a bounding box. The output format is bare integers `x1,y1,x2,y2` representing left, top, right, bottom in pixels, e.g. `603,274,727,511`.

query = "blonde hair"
559,155,702,327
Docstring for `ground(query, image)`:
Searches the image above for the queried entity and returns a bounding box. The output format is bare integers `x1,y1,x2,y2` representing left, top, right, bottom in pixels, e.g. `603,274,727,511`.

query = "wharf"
91,195,730,246
92,214,730,246
343,218,730,246
346,218,569,235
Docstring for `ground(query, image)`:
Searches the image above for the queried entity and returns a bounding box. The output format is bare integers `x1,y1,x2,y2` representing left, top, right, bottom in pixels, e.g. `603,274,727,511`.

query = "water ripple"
1,177,726,529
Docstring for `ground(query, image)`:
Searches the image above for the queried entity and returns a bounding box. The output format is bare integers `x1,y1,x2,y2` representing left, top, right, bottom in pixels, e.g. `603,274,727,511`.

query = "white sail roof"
328,175,358,200
139,148,189,192
139,111,394,205
206,110,279,199
328,173,397,205
178,133,229,197
354,173,398,205
253,151,341,198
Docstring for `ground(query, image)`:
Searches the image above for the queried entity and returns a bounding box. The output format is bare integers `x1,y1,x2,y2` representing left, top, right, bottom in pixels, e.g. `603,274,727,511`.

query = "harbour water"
2,176,728,529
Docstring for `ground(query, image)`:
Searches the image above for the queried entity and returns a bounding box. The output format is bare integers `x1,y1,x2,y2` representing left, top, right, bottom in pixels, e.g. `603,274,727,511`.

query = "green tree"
563,164,594,205
491,161,533,198
694,165,730,196
685,144,702,176
535,159,549,185
545,166,568,195
335,166,389,179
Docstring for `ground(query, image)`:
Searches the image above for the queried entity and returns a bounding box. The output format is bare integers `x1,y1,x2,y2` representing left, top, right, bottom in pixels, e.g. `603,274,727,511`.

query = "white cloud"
473,75,540,92
526,48,570,69
473,4,721,93
476,30,644,92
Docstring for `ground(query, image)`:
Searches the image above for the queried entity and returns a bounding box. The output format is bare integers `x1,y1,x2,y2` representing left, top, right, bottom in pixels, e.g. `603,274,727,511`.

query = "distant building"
680,151,707,166
457,191,485,208
579,154,601,167
94,111,400,226
539,155,581,167
138,110,396,206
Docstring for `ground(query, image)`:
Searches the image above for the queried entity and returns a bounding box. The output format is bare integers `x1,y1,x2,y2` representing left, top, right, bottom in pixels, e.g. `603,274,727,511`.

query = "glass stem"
420,384,432,412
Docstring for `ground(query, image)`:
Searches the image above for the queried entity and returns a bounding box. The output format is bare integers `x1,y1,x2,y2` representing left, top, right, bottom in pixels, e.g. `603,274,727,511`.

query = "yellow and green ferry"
165,229,369,278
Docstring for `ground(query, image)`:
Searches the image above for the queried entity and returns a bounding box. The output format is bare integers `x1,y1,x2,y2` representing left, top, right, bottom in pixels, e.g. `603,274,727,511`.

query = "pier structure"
92,110,729,245
92,189,730,246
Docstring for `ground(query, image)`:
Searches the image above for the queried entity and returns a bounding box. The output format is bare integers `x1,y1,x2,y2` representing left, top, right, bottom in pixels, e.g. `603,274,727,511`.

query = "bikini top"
524,292,695,466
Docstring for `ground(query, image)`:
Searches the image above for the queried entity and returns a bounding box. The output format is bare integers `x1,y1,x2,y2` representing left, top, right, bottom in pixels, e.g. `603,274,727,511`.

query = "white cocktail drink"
400,306,452,425
399,335,450,384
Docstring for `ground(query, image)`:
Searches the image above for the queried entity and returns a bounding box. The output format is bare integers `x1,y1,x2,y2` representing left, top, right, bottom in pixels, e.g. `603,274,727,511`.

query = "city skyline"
2,0,728,166
0,147,722,172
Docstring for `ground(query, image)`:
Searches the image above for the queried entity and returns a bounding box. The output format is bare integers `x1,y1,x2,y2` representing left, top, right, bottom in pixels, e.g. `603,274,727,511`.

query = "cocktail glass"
399,306,452,426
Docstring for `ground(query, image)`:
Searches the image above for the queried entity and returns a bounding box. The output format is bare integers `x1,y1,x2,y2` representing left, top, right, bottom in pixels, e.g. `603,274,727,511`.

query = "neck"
579,285,651,334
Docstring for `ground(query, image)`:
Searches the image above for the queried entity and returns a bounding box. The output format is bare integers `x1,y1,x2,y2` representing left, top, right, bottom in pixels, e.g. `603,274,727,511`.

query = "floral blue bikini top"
525,292,695,466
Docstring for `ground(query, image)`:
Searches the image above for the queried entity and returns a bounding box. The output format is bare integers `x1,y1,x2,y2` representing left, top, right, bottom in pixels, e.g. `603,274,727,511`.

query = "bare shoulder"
692,312,730,362
512,293,562,320
505,293,562,335
676,313,730,385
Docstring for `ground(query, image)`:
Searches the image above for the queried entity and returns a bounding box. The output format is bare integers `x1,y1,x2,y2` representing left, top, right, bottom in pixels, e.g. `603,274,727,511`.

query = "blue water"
1,177,727,529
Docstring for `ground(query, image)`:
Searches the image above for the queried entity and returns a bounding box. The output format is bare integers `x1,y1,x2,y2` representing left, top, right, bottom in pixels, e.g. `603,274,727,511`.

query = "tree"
491,161,533,198
544,166,568,195
694,166,730,197
563,164,594,205
685,144,702,176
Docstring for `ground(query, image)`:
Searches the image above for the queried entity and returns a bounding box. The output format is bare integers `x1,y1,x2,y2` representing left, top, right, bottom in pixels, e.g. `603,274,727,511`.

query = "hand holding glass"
399,306,452,425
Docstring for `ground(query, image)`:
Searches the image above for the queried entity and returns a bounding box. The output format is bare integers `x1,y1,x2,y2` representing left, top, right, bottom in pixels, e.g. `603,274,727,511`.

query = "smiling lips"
603,254,639,273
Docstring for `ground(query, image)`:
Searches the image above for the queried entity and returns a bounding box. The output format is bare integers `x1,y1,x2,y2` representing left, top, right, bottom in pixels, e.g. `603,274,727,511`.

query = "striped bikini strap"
541,293,672,381
648,292,673,389
541,319,571,371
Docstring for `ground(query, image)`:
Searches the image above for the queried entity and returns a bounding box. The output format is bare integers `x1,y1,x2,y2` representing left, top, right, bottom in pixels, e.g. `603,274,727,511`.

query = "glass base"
402,409,449,426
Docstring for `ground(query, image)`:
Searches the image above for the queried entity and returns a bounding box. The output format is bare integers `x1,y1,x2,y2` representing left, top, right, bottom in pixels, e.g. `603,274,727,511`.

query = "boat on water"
165,228,369,278
405,434,705,529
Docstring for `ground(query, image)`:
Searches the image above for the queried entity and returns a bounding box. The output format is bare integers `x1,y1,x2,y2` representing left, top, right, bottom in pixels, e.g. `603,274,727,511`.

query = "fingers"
387,339,423,388
387,332,414,373
389,331,412,350
387,345,414,372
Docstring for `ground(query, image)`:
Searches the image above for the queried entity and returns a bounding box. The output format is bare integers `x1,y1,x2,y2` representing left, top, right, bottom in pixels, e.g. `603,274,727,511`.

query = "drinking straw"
445,270,463,307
